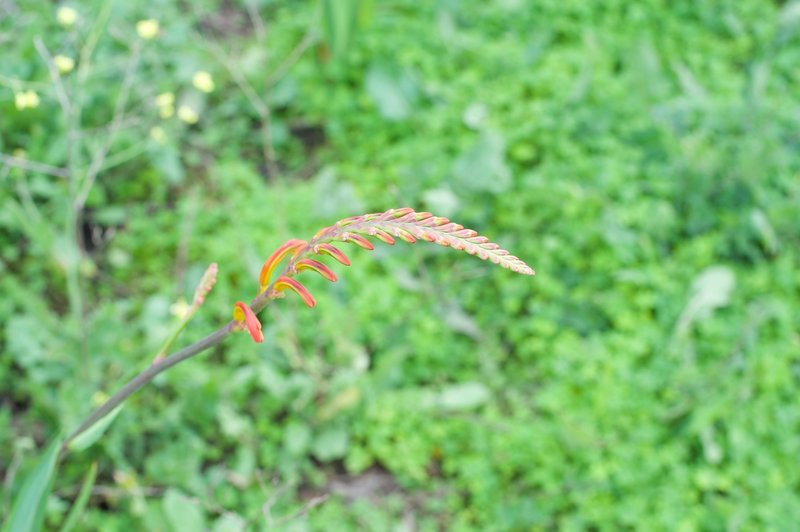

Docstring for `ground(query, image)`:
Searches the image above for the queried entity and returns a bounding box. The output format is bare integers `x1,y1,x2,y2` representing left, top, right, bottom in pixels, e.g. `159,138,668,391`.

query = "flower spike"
274,276,316,307
233,301,263,343
314,243,351,266
192,262,218,307
295,258,337,282
310,208,534,275
259,239,307,292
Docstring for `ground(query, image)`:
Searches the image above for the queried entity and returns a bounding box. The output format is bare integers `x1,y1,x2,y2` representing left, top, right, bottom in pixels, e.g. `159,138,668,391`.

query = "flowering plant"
4,208,533,531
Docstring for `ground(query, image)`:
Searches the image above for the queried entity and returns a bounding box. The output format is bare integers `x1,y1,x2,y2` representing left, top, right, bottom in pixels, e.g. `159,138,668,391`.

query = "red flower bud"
233,301,263,343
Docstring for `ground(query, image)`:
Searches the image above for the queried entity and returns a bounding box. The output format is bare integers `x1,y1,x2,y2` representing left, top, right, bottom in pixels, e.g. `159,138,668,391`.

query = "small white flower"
136,19,159,40
57,6,78,27
54,54,75,74
177,105,199,124
192,71,215,93
14,90,40,110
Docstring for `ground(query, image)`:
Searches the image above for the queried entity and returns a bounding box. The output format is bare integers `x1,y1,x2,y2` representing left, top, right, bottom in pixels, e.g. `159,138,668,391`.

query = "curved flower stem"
152,312,195,363
61,321,237,456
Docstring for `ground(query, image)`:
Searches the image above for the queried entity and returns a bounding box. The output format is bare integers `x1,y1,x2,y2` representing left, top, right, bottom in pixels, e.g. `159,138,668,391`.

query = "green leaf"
452,130,512,194
321,0,358,61
4,436,62,532
437,382,491,412
162,488,206,532
311,425,349,461
59,462,98,532
676,266,736,337
365,61,419,120
68,405,123,452
211,513,246,532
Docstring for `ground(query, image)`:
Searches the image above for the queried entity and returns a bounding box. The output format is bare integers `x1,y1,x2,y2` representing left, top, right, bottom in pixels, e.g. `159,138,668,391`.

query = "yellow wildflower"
192,71,215,93
136,19,159,40
155,92,174,108
91,391,109,406
169,297,191,318
14,90,40,110
177,105,198,124
57,6,78,27
155,92,175,118
54,55,75,74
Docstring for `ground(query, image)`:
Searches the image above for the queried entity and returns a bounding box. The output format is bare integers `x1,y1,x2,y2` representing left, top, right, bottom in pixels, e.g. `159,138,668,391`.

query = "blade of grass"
3,436,62,532
59,463,98,532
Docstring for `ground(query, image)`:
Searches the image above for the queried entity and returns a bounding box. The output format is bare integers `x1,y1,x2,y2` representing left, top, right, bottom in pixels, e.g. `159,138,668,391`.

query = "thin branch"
79,116,143,136
271,495,329,527
74,40,141,211
78,0,114,82
0,153,70,178
265,29,317,87
244,0,266,43
203,39,280,179
0,73,51,91
33,36,72,118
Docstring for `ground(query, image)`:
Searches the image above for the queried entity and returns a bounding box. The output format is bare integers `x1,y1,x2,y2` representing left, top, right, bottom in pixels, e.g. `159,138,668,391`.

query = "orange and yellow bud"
392,227,417,244
315,243,351,266
233,301,263,343
259,239,307,292
342,233,374,250
295,258,337,282
371,229,395,245
273,276,316,307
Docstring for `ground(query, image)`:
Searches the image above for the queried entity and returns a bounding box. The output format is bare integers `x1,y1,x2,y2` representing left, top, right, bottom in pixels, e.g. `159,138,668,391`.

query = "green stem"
153,310,195,362
61,321,236,456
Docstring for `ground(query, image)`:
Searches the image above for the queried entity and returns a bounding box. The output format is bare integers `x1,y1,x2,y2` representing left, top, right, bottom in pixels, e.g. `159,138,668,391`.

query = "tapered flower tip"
296,258,337,282
273,276,316,307
341,232,374,250
259,239,307,292
192,262,218,307
360,228,395,245
233,301,263,343
315,243,351,266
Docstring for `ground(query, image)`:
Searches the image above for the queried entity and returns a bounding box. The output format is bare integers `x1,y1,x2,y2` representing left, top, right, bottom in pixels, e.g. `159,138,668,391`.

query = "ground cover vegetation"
1,0,799,529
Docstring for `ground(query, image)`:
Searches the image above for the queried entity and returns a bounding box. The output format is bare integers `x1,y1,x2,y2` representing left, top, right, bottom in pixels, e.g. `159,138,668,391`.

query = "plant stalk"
61,322,236,455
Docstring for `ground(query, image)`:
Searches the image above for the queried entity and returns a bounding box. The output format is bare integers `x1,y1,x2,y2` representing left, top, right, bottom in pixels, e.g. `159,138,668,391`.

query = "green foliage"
2,0,800,530
3,437,62,532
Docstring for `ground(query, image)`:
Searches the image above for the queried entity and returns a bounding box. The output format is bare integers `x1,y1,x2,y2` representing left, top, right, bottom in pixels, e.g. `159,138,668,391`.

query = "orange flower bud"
314,243,351,266
259,239,307,292
295,258,337,282
233,301,263,343
371,229,395,245
342,233,374,250
273,276,316,307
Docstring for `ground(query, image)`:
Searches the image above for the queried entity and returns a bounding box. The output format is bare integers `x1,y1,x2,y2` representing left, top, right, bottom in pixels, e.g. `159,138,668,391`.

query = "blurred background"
2,0,799,529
